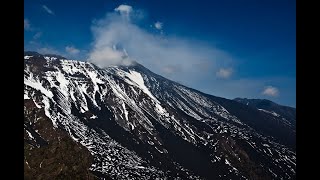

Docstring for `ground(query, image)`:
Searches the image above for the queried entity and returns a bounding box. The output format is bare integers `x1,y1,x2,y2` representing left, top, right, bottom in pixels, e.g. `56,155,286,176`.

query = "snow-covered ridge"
24,56,296,179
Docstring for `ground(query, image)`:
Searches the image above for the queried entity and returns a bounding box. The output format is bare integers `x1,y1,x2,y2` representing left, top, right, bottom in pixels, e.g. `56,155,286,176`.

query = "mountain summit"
24,52,296,179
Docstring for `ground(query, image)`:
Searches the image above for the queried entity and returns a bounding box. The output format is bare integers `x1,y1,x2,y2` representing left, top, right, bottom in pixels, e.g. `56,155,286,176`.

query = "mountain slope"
24,52,296,179
24,99,99,179
234,98,296,125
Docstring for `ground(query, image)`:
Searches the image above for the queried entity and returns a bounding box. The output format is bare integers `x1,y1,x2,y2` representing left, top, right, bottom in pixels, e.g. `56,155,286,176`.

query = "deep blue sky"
24,0,296,107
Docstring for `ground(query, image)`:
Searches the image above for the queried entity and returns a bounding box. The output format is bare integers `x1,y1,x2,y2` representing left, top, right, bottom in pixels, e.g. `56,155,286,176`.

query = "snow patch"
44,56,57,61
24,77,54,98
258,109,280,117
56,70,70,97
24,55,33,59
33,99,42,108
124,70,159,103
42,96,57,128
90,115,98,119
122,102,129,121
25,129,35,140
24,93,30,99
155,103,168,116
155,146,164,154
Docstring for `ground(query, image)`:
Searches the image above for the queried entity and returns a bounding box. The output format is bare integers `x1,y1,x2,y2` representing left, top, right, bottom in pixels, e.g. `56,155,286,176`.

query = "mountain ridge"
234,98,296,125
24,52,296,179
24,51,295,109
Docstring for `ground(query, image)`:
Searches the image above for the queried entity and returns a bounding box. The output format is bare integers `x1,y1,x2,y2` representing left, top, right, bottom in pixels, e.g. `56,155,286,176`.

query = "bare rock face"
24,52,296,179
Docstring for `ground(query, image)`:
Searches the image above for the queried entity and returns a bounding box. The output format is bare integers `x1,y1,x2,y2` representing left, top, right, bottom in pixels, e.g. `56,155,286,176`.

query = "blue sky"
24,0,296,107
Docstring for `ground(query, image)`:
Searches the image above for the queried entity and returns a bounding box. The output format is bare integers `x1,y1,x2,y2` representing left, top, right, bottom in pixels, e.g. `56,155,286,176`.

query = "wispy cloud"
88,4,233,80
33,32,42,39
216,68,233,79
24,19,31,30
65,46,80,55
37,47,60,55
162,65,182,74
42,5,54,15
262,86,279,97
154,21,163,30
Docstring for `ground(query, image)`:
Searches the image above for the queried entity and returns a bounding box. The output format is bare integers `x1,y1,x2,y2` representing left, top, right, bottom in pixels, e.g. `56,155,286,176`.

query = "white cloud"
90,46,131,66
88,4,233,77
42,5,54,15
216,68,233,79
24,19,31,30
65,46,80,55
114,5,132,17
33,32,42,39
154,21,163,30
262,86,279,97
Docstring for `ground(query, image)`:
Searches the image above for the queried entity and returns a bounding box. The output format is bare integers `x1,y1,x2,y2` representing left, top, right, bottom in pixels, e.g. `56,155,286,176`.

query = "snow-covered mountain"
24,52,296,179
